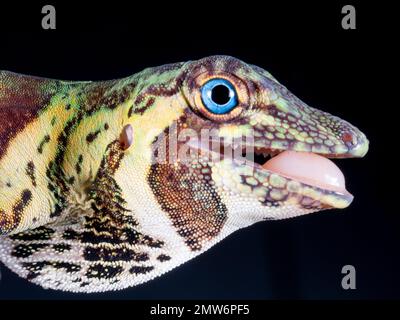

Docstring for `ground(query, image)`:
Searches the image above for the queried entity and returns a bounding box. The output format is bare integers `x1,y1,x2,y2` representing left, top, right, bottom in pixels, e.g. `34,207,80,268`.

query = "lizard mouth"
187,139,356,209
245,147,349,195
238,145,355,209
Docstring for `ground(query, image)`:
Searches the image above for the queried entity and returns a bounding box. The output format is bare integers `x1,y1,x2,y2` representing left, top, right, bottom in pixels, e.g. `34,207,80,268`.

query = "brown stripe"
148,162,227,251
0,189,33,234
0,72,58,160
86,130,101,143
26,161,37,187
37,134,51,154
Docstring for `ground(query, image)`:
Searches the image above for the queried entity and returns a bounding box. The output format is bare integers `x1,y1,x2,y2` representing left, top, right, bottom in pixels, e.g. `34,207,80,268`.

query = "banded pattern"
0,140,171,292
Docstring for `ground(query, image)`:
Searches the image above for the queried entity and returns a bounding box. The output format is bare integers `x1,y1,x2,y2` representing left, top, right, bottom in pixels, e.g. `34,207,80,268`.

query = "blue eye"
200,78,238,114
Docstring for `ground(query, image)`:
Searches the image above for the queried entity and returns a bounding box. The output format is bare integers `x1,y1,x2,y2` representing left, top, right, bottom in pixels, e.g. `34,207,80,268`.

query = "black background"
0,1,398,300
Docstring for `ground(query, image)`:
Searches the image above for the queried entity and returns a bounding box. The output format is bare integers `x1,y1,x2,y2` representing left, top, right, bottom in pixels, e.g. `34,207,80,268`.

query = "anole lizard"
0,56,368,292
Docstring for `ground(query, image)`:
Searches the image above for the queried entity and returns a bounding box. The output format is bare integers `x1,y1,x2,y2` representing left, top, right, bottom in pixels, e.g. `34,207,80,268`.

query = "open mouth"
245,147,350,195
187,139,352,196
184,135,359,209
184,130,353,202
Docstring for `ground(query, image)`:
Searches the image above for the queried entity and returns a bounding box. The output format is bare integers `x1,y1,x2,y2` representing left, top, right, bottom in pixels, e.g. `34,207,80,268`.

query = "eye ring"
200,78,238,115
185,72,249,121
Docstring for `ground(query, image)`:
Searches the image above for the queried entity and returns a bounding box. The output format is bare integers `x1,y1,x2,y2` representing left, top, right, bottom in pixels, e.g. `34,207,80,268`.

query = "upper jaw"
246,114,369,159
251,130,369,159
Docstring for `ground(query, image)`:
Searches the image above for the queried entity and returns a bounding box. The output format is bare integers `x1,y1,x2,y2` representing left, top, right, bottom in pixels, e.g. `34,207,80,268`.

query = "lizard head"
0,56,369,293
0,56,370,293
123,55,369,250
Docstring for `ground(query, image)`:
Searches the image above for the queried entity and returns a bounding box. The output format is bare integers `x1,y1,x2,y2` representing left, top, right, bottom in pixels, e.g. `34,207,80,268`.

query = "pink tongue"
262,150,349,194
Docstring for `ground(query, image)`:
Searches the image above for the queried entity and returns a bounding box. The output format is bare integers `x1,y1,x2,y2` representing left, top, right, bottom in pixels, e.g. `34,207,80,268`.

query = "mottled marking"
49,204,64,219
86,129,101,143
23,261,81,280
153,61,185,74
129,265,154,275
53,243,71,253
133,96,156,115
45,112,85,219
83,245,149,262
9,226,55,241
127,105,134,118
53,112,84,190
0,72,59,160
148,162,228,251
97,140,125,174
86,264,124,279
157,254,171,262
37,134,50,154
82,79,137,113
134,95,144,107
67,176,75,185
132,70,186,115
66,140,167,251
52,262,81,272
13,189,33,215
26,161,36,187
62,228,79,240
0,189,33,234
12,243,49,258
24,261,50,280
0,209,8,234
75,154,83,174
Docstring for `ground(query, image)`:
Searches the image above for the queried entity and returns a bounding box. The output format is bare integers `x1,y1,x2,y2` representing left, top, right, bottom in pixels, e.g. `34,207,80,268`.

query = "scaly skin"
0,56,368,292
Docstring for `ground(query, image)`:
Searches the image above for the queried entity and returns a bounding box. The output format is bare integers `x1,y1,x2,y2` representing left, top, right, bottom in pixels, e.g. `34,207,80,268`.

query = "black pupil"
211,84,231,105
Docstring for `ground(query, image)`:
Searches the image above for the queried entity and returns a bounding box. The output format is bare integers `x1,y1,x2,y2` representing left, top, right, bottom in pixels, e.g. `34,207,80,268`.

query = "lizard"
0,55,369,292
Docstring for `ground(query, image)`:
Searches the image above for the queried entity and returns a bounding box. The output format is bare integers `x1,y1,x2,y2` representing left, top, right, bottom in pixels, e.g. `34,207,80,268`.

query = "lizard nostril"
342,132,354,144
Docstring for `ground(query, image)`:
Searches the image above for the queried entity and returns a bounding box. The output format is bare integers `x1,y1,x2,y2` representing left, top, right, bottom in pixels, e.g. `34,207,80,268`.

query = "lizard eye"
201,78,238,114
186,72,248,121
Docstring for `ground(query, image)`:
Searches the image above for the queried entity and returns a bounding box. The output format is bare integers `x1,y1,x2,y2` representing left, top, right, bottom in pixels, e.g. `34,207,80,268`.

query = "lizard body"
0,56,368,292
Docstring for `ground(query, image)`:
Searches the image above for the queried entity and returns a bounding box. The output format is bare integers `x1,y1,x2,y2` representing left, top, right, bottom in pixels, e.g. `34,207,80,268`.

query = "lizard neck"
59,77,138,205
